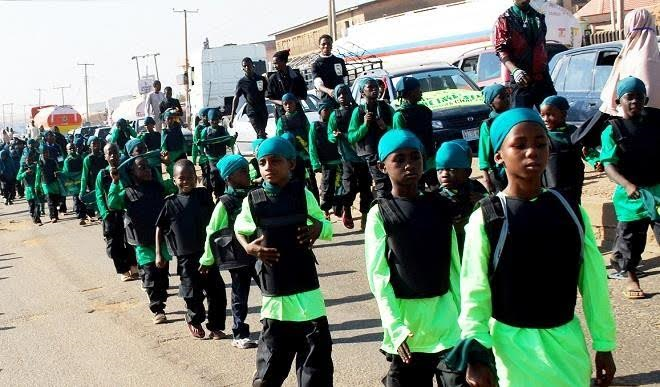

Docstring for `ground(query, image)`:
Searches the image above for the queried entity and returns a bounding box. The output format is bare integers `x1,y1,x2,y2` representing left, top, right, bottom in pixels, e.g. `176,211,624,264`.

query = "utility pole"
153,53,160,80
53,85,71,105
77,63,94,123
173,8,198,126
615,0,624,38
131,56,142,81
1,103,12,129
35,88,45,106
328,0,337,40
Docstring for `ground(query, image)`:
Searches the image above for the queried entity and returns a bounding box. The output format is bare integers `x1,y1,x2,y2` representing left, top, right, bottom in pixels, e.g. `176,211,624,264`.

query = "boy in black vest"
108,156,173,324
478,84,510,193
435,139,487,255
62,143,86,224
365,129,465,386
95,143,138,281
600,76,660,299
80,136,108,221
139,116,162,152
540,96,584,205
309,102,342,218
16,151,41,224
392,76,437,190
348,77,394,199
234,136,333,387
202,154,260,349
201,108,230,200
156,159,227,339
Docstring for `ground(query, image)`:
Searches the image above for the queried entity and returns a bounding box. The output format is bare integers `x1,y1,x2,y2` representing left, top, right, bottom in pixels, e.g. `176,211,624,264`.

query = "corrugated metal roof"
576,0,658,18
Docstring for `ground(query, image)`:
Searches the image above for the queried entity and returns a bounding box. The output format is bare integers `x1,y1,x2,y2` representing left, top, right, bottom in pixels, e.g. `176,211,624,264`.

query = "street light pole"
328,0,337,40
173,8,198,126
77,63,94,123
153,53,160,80
35,88,45,106
131,56,141,82
53,85,71,105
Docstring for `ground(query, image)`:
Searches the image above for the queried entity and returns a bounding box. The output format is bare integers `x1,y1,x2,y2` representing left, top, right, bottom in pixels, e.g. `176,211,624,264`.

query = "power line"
77,63,94,123
53,85,71,105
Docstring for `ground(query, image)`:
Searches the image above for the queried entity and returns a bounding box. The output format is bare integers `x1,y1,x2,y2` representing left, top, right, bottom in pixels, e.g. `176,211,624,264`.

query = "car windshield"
391,68,483,110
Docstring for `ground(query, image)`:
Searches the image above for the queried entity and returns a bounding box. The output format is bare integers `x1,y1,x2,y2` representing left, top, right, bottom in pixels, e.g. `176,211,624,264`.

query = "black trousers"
342,160,373,214
229,264,260,339
59,195,67,213
27,199,41,222
1,179,16,201
200,162,212,192
139,262,169,314
72,195,86,219
611,219,660,272
293,158,320,202
253,317,333,387
511,79,557,110
16,181,24,197
47,193,62,220
249,114,268,139
319,165,341,212
177,253,226,330
102,211,137,274
384,352,467,387
363,154,391,200
208,162,226,201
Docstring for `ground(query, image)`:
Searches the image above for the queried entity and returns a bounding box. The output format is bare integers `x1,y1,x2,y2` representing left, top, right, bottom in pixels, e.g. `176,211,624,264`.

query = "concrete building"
270,0,462,59
575,0,660,31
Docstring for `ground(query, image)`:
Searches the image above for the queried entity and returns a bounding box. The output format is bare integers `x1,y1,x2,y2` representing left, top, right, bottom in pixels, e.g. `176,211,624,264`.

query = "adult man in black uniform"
159,86,183,118
312,34,348,106
229,57,269,139
266,49,308,120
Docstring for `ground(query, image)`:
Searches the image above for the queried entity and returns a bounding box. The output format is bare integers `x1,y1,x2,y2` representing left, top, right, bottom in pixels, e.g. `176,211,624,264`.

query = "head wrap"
87,135,99,146
144,116,156,125
198,107,209,119
333,84,352,103
435,139,472,169
280,131,296,146
207,108,221,121
490,108,546,152
395,76,421,95
317,101,333,113
116,118,128,129
124,138,145,156
616,76,647,99
377,129,423,162
357,77,376,92
482,84,506,105
216,154,248,181
251,138,265,153
163,108,177,120
257,136,296,160
74,137,85,148
282,93,297,103
540,95,570,111
27,138,36,146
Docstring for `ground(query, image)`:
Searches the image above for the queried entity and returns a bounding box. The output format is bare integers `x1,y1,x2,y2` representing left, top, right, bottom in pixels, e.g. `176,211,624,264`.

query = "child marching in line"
16,151,41,224
234,137,333,386
0,149,17,205
109,118,137,156
79,136,108,221
328,84,373,230
365,129,466,386
276,93,319,200
192,108,211,190
435,140,487,255
161,109,187,178
309,102,342,219
539,96,585,205
392,76,437,190
248,139,264,185
459,108,616,387
35,146,63,223
139,116,162,152
200,108,230,200
478,84,510,194
348,77,394,199
62,143,86,225
156,159,227,339
202,154,260,349
600,77,660,299
95,143,138,282
108,155,174,324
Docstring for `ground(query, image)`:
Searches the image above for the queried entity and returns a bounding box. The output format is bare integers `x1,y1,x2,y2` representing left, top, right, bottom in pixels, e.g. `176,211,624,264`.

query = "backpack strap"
546,189,585,265
219,194,240,217
377,198,404,231
608,118,627,145
479,193,508,276
247,188,268,225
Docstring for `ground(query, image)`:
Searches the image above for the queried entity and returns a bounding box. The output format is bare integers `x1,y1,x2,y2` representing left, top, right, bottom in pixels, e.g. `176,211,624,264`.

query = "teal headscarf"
124,138,145,156
435,139,471,169
282,93,297,102
540,95,570,111
616,76,647,99
198,107,209,118
377,129,423,161
163,108,178,120
87,135,99,146
357,77,376,93
317,101,334,113
217,154,248,181
257,136,296,160
490,108,545,152
207,108,221,121
252,138,265,153
333,84,351,103
482,84,506,105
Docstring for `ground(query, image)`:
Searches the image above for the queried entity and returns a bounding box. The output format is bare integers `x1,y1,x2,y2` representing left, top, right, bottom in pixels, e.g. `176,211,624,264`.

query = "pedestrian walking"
229,57,269,139
145,80,166,132
478,84,510,193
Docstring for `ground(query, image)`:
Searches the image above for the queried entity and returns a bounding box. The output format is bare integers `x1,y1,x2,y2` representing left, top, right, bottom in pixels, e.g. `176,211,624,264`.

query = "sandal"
342,212,354,229
622,288,646,299
608,271,627,280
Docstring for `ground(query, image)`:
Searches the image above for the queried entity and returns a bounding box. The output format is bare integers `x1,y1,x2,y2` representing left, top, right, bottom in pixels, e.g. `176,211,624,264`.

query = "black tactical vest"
334,105,355,134
40,158,58,184
355,101,393,157
164,125,184,152
162,187,214,256
89,154,108,191
248,181,319,296
481,190,583,328
378,193,453,299
116,129,130,151
143,132,161,152
609,117,660,187
210,194,255,270
124,181,165,246
66,157,83,173
21,163,36,186
398,104,434,156
205,125,228,159
312,121,340,164
280,113,309,154
544,128,584,191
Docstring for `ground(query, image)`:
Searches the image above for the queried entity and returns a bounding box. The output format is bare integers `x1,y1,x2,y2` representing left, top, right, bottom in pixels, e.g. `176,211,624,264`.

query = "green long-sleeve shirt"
80,153,106,196
599,124,660,222
35,160,61,195
192,123,208,165
347,103,394,145
392,106,435,171
458,204,616,387
234,187,333,322
477,120,495,171
365,204,462,354
16,163,38,201
94,166,112,220
276,112,311,161
308,121,341,171
327,109,362,164
110,127,137,148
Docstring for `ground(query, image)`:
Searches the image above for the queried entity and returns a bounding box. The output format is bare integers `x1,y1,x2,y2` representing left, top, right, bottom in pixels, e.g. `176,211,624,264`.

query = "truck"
192,43,267,115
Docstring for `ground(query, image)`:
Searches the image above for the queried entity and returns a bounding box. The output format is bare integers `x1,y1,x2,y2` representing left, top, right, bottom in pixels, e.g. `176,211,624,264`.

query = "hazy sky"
0,0,365,124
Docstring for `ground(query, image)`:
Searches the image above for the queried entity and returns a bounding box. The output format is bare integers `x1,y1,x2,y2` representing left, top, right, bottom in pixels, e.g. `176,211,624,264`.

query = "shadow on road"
330,318,381,332
611,370,660,386
0,253,15,257
0,265,13,270
331,230,364,238
0,256,21,262
315,239,364,249
333,332,381,344
318,270,356,278
0,326,16,331
0,209,29,217
325,293,373,307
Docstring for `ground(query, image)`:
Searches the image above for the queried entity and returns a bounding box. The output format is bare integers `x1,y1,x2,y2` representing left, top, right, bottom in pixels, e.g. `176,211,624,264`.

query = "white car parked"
229,96,321,156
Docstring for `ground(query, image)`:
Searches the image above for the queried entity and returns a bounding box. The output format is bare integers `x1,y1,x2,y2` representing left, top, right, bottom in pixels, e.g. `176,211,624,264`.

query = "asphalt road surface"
1,197,658,386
